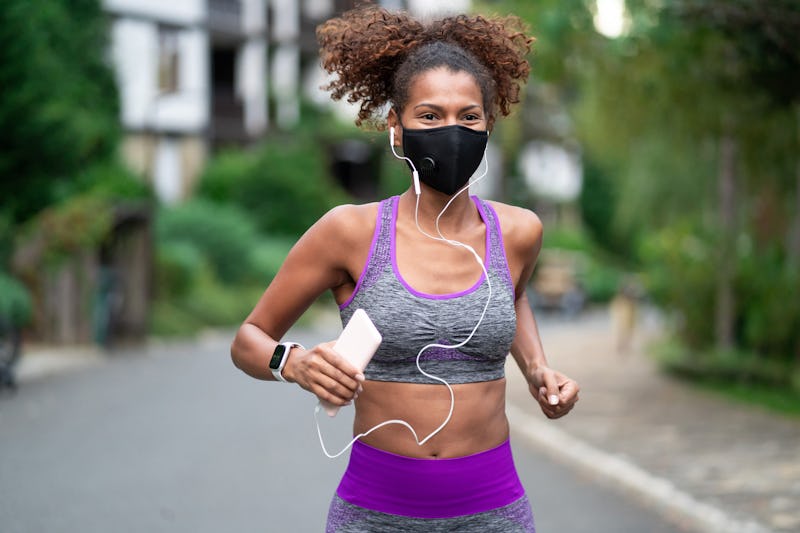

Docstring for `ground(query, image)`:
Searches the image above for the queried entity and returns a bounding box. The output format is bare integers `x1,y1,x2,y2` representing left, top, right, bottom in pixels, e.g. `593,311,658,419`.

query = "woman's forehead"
406,68,483,104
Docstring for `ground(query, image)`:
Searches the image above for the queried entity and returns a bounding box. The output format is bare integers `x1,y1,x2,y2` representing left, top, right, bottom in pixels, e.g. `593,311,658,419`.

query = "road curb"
507,403,775,533
14,346,106,384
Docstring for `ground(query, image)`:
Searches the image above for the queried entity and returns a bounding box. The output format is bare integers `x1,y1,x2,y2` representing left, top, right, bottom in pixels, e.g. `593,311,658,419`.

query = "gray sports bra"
338,196,517,384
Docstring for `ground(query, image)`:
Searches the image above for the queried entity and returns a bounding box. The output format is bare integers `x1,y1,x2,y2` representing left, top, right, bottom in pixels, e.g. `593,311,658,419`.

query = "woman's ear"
387,108,401,146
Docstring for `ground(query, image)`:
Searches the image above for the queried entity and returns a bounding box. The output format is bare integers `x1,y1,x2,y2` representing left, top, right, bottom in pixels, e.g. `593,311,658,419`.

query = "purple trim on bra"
391,196,489,300
338,203,385,310
482,200,516,293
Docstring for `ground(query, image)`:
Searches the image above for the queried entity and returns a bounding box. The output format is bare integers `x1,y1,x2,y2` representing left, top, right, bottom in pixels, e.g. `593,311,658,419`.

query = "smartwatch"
269,342,304,382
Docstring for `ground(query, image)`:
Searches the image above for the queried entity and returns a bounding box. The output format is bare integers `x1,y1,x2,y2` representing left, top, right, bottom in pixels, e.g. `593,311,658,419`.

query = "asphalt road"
0,328,688,532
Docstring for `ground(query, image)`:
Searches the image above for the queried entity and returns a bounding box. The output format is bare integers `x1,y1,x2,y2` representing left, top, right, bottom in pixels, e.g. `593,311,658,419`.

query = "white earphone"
390,126,421,195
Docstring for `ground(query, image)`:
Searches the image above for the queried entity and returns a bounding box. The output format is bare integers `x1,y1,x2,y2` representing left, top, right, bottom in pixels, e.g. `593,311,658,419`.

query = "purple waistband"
336,439,525,519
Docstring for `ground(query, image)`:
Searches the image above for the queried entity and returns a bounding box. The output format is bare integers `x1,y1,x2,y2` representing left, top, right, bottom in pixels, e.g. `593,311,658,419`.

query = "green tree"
579,0,800,365
482,0,800,377
0,0,120,224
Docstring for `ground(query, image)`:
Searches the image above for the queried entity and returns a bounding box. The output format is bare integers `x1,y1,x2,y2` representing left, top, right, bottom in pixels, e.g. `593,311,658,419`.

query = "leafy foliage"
485,0,800,387
0,270,32,327
0,0,121,224
199,131,352,238
19,194,114,269
156,199,263,284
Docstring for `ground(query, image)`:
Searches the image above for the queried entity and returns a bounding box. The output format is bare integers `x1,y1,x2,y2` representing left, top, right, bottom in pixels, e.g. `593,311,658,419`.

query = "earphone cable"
315,131,492,459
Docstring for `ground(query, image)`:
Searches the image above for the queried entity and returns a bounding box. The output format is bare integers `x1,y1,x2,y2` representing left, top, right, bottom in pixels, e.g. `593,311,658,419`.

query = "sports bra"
338,195,517,384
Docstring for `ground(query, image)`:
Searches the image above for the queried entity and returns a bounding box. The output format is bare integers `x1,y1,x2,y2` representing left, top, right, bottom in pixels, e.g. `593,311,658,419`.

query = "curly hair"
316,3,534,128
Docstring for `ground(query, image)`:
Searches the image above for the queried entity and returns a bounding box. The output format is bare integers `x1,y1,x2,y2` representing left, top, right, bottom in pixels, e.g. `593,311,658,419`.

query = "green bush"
542,226,593,252
579,157,635,257
641,220,800,396
580,258,622,303
18,193,114,268
154,241,206,299
150,274,265,337
198,133,351,238
640,222,718,348
179,275,264,327
72,159,152,202
156,200,261,284
250,237,294,282
737,247,800,361
0,271,32,327
540,225,625,303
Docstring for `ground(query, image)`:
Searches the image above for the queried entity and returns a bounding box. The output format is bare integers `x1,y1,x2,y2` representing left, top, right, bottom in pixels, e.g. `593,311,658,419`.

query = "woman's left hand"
528,366,579,419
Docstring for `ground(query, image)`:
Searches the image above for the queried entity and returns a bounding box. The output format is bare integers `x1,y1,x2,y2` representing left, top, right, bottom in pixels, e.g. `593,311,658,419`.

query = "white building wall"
110,19,158,130
154,137,182,203
271,0,300,42
407,0,471,16
272,44,300,128
239,39,268,135
110,22,208,132
152,28,208,131
106,0,273,202
242,0,267,34
104,0,204,25
304,0,333,20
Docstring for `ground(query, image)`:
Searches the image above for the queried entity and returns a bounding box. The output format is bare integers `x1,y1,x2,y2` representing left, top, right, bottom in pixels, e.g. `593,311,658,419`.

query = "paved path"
507,309,800,533
2,325,681,532
5,308,800,532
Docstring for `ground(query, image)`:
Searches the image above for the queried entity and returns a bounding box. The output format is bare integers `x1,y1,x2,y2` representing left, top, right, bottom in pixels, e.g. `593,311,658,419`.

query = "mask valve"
421,157,436,175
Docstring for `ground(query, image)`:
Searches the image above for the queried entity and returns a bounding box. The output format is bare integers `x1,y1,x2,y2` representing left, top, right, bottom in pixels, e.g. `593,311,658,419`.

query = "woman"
231,5,579,532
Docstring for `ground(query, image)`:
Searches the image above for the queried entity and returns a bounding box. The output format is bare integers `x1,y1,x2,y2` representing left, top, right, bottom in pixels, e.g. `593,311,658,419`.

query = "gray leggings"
326,493,536,532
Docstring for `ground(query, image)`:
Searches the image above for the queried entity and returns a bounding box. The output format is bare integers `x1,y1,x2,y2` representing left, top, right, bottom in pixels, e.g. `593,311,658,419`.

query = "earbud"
389,125,421,196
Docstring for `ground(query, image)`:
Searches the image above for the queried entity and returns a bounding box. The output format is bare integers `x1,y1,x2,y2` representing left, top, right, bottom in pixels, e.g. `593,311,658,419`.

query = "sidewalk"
12,344,107,384
506,309,800,533
11,311,800,533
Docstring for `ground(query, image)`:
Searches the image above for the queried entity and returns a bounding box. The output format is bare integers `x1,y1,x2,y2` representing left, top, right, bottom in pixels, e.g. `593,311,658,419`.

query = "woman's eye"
421,113,437,121
463,114,480,121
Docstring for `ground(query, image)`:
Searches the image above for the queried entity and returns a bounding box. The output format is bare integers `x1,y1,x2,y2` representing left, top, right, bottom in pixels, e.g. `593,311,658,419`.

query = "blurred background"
1,0,799,419
1,1,799,531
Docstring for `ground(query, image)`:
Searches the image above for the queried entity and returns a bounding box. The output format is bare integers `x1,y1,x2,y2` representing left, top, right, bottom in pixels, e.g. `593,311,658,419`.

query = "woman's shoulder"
483,200,543,251
312,200,383,243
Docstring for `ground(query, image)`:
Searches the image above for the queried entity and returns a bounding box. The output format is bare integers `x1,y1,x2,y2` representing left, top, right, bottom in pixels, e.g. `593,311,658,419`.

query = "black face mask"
401,125,488,195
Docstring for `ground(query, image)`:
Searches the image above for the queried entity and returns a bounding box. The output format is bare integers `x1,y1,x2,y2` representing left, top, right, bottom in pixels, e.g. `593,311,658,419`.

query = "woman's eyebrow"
412,103,483,112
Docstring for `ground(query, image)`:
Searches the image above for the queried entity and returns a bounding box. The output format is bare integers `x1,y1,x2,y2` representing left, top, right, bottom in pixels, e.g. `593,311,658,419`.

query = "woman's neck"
399,188,480,235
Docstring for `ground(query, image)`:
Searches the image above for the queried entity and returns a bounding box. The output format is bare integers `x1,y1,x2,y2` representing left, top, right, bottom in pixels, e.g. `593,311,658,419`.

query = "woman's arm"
499,205,580,419
230,204,373,406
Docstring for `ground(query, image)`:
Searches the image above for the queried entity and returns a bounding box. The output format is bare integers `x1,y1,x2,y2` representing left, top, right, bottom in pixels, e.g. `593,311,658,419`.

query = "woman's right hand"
282,341,364,407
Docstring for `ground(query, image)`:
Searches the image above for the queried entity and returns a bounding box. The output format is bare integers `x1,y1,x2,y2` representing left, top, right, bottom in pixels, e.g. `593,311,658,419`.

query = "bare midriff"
353,377,509,459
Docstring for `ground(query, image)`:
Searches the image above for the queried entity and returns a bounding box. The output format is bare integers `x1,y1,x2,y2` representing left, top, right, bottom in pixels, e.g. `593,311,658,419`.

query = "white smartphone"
320,308,382,417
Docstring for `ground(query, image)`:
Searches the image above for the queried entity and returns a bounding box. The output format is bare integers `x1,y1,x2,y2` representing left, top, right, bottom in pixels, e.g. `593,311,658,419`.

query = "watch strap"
271,342,304,382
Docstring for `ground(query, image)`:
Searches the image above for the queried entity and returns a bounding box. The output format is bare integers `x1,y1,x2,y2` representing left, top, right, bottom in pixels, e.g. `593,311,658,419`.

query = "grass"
653,338,800,418
692,379,800,418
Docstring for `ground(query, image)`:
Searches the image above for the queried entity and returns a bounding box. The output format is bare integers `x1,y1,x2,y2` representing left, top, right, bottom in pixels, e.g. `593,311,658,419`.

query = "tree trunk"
715,131,737,351
789,105,800,265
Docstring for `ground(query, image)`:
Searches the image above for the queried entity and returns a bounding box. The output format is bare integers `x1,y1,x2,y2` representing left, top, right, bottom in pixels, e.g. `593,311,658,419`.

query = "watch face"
269,344,288,370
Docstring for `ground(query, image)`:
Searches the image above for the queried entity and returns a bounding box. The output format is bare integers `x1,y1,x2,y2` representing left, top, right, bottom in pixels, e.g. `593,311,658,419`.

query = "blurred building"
104,0,259,203
103,0,470,204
